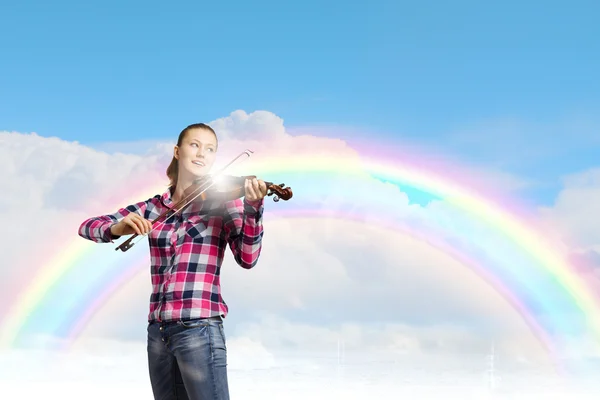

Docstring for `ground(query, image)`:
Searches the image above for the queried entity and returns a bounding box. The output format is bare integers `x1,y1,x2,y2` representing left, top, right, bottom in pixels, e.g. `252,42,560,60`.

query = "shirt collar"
160,188,175,209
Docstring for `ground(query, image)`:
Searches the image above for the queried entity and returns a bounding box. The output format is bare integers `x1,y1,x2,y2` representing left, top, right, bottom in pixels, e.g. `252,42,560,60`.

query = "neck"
171,175,197,204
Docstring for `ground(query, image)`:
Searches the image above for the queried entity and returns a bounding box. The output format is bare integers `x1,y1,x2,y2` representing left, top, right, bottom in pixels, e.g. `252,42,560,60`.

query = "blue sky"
3,3,600,384
1,0,599,203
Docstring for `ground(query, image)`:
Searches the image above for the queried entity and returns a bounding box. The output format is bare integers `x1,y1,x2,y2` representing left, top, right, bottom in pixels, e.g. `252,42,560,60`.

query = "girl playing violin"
78,123,268,400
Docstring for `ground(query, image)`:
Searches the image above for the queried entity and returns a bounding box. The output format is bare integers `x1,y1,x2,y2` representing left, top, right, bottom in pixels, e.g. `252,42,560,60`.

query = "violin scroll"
266,182,293,202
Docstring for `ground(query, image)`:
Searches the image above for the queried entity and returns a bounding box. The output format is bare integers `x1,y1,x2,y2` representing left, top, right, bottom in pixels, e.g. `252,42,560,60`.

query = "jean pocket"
218,323,226,344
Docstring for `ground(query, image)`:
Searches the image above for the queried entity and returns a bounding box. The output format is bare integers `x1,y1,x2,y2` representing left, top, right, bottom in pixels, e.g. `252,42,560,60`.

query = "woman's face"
174,128,218,179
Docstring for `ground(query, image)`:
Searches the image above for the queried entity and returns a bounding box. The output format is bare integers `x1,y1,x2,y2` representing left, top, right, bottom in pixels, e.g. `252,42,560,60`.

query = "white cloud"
540,168,600,250
92,111,293,155
3,110,600,395
1,340,599,400
286,124,534,195
71,215,550,361
210,109,288,142
536,168,600,304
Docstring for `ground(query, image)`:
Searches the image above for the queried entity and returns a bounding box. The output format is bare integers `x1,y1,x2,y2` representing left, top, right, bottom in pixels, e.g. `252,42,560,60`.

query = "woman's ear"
173,145,179,160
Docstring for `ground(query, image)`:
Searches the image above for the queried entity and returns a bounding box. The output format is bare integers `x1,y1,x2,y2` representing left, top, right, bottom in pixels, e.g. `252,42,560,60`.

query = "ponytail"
166,156,179,190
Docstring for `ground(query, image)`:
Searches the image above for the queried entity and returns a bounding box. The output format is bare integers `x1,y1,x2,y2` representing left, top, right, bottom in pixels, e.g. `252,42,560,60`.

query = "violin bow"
166,149,254,218
115,149,254,252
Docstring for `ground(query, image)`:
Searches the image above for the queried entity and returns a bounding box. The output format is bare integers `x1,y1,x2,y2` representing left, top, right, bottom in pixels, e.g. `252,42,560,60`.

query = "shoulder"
127,194,164,215
142,194,163,207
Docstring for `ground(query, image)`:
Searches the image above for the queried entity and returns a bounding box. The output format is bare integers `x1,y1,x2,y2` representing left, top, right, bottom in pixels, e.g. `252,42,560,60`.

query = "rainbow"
1,148,599,372
62,212,559,354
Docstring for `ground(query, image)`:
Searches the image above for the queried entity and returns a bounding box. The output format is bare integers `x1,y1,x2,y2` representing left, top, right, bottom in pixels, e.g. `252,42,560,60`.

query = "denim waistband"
150,315,222,326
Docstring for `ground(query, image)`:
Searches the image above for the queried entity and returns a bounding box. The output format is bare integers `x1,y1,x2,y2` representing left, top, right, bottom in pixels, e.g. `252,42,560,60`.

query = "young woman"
78,123,268,400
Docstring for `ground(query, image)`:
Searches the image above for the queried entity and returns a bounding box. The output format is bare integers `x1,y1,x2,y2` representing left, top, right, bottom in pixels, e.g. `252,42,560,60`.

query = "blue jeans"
147,317,230,400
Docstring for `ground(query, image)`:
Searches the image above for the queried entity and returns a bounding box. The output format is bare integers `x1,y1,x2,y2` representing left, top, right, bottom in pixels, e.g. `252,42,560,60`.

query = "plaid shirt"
78,189,264,322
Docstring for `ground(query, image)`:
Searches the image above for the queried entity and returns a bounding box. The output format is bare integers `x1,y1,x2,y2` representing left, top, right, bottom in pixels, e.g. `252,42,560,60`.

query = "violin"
185,174,293,204
115,174,293,253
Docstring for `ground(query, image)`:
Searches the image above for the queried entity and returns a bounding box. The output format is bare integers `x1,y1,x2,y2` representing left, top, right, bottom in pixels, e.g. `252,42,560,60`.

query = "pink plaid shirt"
78,189,264,322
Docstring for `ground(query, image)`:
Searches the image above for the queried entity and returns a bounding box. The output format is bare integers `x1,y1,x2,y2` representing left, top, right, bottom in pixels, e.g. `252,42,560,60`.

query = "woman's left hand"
245,177,268,202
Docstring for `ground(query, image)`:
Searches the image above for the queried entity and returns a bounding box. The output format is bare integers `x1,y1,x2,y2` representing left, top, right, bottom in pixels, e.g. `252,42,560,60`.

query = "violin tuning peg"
279,183,285,187
273,196,280,202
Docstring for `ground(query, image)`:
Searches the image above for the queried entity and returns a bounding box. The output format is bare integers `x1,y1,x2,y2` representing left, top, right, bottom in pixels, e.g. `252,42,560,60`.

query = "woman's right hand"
110,213,153,236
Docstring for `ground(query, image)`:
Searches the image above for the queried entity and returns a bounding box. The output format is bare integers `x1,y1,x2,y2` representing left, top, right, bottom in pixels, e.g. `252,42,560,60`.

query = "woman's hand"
110,213,153,236
245,177,268,202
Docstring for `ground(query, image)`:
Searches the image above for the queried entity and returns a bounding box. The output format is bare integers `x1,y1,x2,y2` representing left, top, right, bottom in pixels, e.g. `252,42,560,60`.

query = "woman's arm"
78,197,155,243
222,197,265,269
